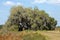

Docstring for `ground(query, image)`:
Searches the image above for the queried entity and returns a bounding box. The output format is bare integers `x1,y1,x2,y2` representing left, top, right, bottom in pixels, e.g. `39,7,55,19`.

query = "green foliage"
3,6,57,31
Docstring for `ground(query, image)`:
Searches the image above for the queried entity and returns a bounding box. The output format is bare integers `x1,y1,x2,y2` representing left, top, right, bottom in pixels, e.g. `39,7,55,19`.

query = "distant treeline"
0,25,3,29
55,26,60,31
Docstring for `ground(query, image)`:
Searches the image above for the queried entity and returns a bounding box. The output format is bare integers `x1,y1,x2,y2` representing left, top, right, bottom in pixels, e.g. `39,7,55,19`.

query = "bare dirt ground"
40,31,60,40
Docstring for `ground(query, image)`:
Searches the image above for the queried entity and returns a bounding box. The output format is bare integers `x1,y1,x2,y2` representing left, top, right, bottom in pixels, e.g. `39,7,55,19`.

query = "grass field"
40,31,60,40
0,30,46,40
0,30,60,40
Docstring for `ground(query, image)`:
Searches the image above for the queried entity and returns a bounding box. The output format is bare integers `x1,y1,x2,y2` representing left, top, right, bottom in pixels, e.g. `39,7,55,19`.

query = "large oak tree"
4,6,57,31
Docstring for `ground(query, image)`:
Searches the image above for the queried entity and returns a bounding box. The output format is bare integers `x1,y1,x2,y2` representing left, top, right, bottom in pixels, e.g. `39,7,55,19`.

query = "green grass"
22,30,47,40
23,32,46,40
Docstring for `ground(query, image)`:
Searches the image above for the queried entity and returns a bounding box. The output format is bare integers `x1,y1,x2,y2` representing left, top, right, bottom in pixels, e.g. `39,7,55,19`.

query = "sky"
0,0,60,26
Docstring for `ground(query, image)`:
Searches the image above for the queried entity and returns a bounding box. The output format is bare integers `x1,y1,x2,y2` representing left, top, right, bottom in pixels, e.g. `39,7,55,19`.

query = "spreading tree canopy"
4,6,57,31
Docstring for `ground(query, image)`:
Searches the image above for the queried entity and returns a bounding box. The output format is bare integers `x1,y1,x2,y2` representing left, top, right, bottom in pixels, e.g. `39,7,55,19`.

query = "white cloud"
3,1,22,6
16,2,22,5
32,0,60,4
47,0,60,4
4,1,15,6
33,0,46,4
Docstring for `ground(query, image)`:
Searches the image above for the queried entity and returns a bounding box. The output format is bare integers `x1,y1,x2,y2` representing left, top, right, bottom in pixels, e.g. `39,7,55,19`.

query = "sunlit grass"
0,30,47,40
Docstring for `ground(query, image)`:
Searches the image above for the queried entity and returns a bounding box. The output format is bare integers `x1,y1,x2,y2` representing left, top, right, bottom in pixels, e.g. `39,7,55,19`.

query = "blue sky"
0,0,60,26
